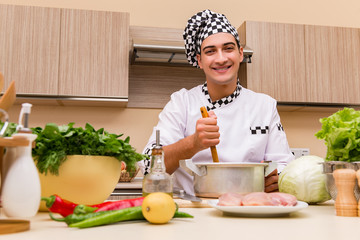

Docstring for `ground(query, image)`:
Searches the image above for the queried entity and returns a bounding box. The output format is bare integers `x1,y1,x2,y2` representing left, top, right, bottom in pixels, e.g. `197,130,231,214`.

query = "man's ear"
239,47,244,63
196,54,203,69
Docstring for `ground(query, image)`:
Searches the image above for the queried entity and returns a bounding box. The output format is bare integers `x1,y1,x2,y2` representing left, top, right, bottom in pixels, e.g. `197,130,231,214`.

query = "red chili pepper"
91,201,114,208
94,197,144,212
41,195,78,217
41,195,115,217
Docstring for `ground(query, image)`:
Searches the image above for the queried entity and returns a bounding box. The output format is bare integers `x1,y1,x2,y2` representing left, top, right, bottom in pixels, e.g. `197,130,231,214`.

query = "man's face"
196,33,243,86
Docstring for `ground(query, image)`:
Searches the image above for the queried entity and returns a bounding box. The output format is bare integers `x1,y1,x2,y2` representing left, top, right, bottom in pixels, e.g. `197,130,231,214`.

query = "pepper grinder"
333,168,357,217
356,169,360,217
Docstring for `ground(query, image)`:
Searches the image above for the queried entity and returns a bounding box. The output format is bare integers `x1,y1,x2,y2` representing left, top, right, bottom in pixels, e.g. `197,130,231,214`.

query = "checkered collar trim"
202,81,242,111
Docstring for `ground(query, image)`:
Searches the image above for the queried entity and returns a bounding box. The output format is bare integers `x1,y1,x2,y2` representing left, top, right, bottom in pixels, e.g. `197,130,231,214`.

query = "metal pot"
179,159,277,198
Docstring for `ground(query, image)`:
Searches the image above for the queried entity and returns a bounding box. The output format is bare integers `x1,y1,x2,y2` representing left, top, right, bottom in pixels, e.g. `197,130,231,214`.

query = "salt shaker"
333,168,357,217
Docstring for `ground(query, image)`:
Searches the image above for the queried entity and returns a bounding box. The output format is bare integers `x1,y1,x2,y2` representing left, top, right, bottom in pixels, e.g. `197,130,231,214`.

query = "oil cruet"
142,129,173,197
1,103,41,218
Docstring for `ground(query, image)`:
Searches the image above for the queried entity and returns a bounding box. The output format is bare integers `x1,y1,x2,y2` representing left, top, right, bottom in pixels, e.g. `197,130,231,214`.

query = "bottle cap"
16,103,33,132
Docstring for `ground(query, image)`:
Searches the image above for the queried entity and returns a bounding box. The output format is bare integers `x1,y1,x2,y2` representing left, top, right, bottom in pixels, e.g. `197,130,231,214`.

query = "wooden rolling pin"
333,168,357,217
357,169,360,217
200,106,219,162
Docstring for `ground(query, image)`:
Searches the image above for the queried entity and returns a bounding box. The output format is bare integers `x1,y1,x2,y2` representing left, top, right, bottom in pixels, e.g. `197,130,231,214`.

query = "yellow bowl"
38,155,121,211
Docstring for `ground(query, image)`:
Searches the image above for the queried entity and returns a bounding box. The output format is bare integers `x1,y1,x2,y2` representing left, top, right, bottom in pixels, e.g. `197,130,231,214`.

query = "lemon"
142,192,176,224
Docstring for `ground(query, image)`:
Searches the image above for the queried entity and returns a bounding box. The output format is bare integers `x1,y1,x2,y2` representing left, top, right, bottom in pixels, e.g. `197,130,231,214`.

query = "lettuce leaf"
315,108,360,162
32,123,146,175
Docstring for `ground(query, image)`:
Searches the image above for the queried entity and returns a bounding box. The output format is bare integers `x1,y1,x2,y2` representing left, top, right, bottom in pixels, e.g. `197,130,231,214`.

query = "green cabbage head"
279,155,331,204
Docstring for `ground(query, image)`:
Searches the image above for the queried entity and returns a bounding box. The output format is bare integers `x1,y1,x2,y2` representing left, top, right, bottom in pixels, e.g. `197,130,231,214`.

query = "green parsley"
31,123,146,175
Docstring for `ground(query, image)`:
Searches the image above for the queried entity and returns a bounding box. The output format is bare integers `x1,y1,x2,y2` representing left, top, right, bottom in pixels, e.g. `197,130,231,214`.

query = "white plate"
207,199,308,217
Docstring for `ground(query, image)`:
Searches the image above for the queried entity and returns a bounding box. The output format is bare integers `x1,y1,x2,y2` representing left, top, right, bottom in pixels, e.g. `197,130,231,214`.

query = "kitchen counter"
1,200,359,240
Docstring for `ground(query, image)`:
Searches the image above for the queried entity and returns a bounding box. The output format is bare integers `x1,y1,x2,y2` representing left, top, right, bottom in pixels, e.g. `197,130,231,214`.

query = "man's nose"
215,51,227,64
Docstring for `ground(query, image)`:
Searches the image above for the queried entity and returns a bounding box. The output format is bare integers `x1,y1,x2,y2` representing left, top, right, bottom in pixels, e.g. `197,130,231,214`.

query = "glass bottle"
142,129,173,197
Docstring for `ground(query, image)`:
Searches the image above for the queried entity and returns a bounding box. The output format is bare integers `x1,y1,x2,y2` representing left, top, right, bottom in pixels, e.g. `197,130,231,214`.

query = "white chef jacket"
139,83,294,195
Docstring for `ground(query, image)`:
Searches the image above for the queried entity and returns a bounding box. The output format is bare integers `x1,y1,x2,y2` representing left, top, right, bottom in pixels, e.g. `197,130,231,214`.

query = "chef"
140,9,294,195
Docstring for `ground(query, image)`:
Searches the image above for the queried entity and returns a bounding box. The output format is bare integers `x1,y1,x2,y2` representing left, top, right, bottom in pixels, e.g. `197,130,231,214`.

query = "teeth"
215,66,230,71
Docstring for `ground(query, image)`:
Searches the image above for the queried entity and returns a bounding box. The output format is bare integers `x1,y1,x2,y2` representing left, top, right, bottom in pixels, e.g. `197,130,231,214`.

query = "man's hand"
193,110,220,151
265,169,279,192
162,111,220,174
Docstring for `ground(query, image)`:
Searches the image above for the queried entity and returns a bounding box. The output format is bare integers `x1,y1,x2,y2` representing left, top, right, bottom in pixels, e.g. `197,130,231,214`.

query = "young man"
140,10,294,195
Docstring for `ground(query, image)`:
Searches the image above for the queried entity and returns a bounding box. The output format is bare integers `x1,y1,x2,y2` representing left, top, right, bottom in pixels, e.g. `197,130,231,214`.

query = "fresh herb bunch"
31,123,146,175
0,121,18,137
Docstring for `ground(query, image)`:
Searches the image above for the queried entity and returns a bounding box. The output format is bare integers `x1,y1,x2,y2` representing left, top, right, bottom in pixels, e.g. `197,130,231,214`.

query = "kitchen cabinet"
0,4,129,106
305,25,360,104
0,5,60,95
59,9,129,98
238,21,360,105
238,21,307,103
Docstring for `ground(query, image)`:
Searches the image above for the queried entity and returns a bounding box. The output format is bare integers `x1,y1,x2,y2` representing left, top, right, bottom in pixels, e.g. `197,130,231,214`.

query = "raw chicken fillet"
218,192,297,206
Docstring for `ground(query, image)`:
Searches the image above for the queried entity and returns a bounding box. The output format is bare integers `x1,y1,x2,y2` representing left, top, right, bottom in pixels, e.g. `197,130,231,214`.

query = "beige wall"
1,0,360,28
1,0,360,158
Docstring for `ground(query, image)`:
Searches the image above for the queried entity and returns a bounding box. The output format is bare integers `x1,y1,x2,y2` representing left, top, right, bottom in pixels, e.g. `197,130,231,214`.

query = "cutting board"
174,198,213,208
0,219,30,234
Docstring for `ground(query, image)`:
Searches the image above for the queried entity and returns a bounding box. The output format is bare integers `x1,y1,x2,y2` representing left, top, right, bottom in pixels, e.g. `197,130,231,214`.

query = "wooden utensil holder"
333,168,358,217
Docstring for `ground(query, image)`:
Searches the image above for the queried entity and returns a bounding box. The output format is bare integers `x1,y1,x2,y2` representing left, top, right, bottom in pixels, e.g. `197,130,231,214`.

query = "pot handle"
179,159,207,177
264,161,278,177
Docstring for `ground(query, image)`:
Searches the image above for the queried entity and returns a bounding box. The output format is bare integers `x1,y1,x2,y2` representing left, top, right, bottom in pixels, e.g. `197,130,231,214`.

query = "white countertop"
1,200,360,240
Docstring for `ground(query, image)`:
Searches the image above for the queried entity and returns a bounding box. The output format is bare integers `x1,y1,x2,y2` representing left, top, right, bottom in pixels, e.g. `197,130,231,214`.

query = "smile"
213,65,232,72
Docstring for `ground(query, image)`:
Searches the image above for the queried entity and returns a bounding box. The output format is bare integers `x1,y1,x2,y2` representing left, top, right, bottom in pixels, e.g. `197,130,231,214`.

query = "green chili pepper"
67,206,194,228
173,211,194,218
69,206,145,228
49,211,108,225
73,205,98,214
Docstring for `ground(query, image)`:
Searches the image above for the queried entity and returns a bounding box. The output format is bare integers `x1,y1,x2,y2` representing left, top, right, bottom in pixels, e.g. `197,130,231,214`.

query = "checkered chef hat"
183,9,240,68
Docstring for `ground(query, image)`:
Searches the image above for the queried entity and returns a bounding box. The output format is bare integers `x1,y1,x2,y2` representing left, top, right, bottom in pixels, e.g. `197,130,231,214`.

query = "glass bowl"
321,161,360,201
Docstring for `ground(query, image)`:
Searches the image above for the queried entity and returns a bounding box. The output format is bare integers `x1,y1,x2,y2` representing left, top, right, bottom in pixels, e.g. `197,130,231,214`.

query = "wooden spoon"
200,106,219,162
0,80,16,112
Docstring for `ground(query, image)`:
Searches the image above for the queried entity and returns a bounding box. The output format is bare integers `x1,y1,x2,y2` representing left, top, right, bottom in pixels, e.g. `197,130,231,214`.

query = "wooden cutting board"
174,198,212,208
0,219,30,234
